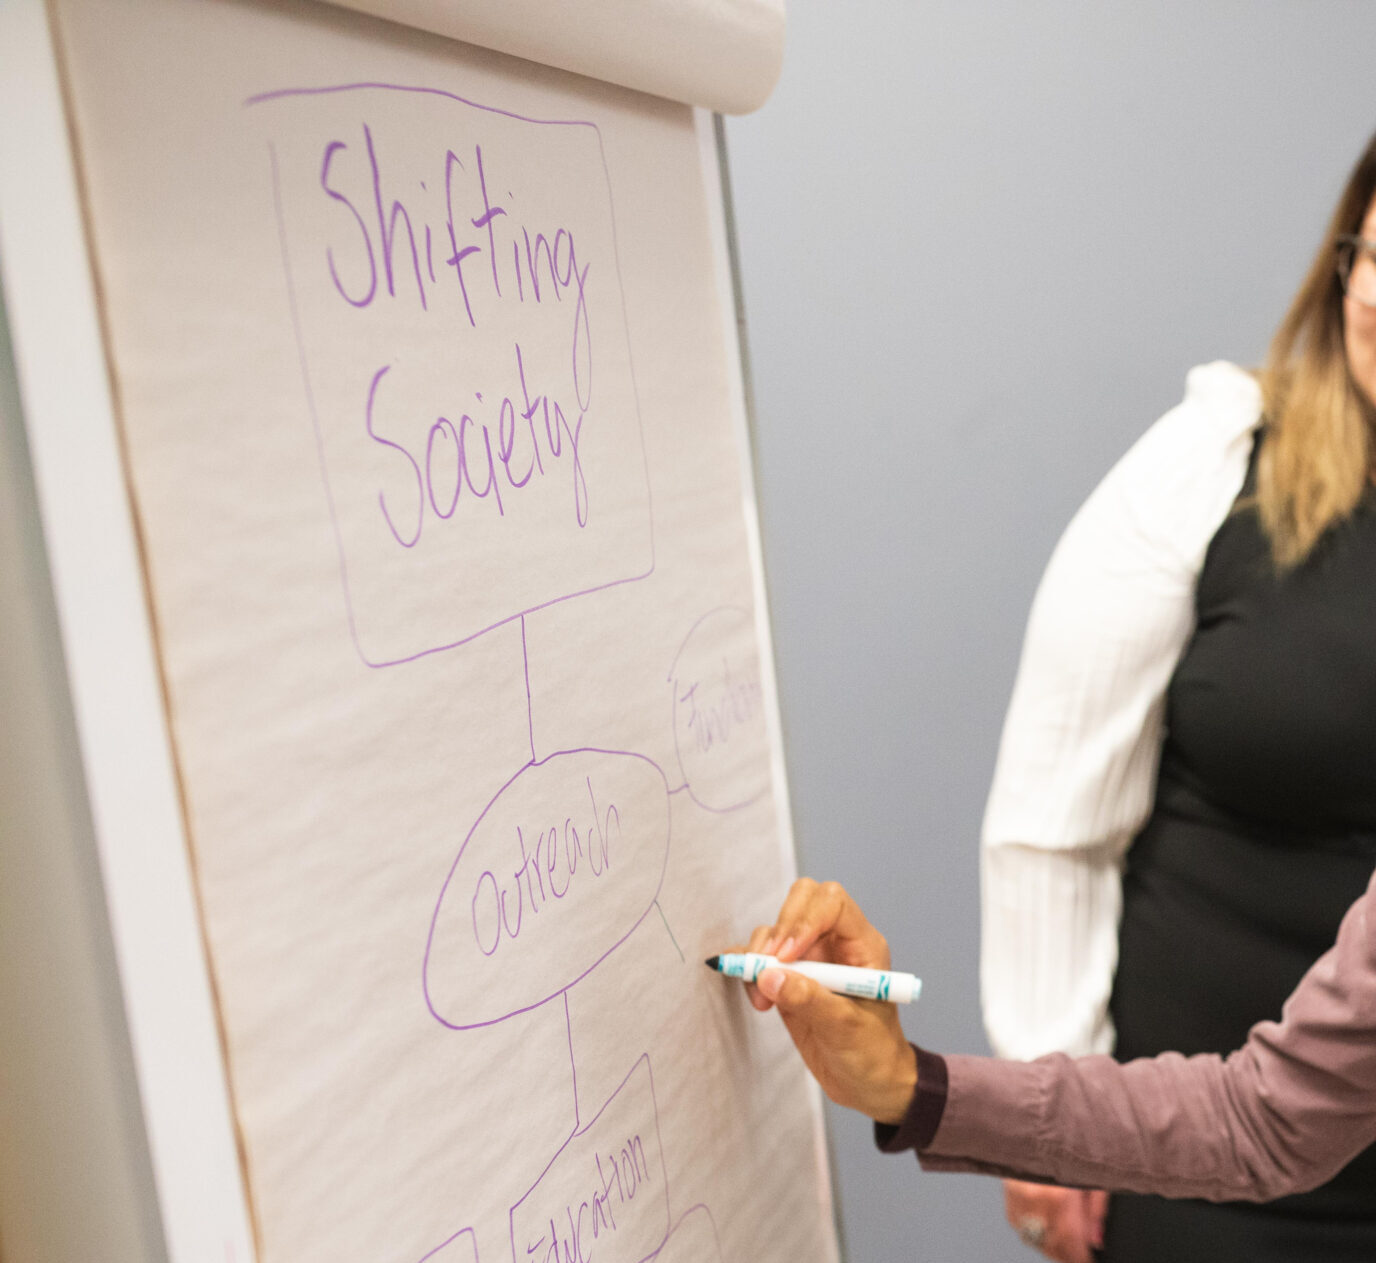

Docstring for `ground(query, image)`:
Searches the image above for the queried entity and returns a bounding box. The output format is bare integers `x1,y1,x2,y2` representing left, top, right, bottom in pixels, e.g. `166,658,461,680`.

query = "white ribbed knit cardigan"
981,362,1263,1060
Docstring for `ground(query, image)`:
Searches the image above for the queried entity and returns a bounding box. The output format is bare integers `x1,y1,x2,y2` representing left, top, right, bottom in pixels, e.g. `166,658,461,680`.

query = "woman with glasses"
978,128,1376,1263
748,129,1376,1263
975,127,1376,1263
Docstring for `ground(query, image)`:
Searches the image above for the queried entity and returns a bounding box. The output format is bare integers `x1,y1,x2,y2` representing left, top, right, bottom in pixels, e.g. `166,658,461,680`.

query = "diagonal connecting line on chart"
521,613,536,764
564,989,580,1132
654,899,685,963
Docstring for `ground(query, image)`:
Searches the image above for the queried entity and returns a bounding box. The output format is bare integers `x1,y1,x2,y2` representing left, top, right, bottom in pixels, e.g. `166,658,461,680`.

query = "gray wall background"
725,5,1376,1260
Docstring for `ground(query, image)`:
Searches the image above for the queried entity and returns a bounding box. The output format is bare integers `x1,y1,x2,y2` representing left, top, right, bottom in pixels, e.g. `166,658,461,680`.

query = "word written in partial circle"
471,777,620,958
668,607,770,814
677,657,762,757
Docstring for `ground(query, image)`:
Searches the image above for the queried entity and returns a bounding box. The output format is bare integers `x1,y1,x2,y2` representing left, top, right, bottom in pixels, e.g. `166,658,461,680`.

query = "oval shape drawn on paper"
424,748,670,1029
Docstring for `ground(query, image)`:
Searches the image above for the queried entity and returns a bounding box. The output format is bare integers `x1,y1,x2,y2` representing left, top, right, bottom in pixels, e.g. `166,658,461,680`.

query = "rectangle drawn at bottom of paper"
510,1055,668,1263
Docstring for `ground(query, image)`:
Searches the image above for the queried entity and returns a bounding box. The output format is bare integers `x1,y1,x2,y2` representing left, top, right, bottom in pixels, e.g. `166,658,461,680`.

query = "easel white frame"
0,3,256,1259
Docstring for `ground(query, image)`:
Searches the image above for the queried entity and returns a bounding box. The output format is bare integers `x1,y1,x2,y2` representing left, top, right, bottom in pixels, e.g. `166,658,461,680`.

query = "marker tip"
704,956,720,970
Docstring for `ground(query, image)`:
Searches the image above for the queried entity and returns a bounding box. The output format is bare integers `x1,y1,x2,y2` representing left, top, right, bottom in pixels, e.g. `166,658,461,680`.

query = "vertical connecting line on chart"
564,990,580,1132
521,613,536,764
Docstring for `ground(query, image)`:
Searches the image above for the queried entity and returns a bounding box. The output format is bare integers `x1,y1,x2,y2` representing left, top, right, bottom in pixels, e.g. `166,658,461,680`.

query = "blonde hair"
1257,131,1376,568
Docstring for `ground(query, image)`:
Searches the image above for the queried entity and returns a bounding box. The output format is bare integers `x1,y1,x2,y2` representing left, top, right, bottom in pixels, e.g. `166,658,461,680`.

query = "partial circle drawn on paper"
668,605,769,814
423,748,670,1029
416,1227,479,1263
653,1205,726,1263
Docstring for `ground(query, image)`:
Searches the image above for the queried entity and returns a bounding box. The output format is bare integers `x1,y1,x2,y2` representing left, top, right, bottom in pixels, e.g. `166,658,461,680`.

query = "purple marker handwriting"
254,84,653,667
251,87,756,1259
668,607,770,814
469,775,619,959
677,656,762,757
510,1054,669,1263
325,125,593,543
363,344,589,549
318,133,591,355
423,749,669,1029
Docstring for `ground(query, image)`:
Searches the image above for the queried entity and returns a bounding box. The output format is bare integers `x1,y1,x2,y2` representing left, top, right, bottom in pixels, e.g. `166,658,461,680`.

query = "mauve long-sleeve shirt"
878,866,1376,1203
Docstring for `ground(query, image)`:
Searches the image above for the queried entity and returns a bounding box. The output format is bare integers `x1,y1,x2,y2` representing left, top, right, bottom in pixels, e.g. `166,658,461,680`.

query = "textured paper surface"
50,2,834,1262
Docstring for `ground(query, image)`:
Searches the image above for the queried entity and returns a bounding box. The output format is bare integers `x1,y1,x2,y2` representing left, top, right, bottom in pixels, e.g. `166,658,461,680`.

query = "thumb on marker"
758,965,846,1020
757,965,916,1125
756,966,789,1003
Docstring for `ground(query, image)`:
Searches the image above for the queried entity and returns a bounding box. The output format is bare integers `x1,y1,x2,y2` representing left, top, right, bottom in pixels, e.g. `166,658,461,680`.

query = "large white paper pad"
47,2,837,1261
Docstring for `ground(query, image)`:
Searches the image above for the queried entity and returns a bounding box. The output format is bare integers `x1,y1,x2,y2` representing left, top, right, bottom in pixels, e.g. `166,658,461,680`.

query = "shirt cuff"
874,1044,948,1154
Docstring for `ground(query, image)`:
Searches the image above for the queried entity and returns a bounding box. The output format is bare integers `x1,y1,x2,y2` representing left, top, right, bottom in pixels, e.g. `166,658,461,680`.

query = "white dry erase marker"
705,953,922,1004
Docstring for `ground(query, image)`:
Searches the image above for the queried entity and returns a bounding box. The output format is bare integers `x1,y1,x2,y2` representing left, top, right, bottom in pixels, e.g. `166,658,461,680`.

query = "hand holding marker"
709,879,923,1125
706,953,922,1004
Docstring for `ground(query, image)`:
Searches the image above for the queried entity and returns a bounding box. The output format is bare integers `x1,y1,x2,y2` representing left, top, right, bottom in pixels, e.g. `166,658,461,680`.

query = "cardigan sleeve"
981,362,1262,1060
917,867,1376,1202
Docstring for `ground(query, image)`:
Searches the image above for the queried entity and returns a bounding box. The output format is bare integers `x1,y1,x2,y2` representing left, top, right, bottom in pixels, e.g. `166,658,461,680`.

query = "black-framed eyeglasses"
1336,234,1376,309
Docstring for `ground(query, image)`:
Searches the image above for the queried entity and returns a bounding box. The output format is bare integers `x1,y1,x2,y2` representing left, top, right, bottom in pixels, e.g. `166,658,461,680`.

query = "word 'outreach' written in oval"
423,748,670,1029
